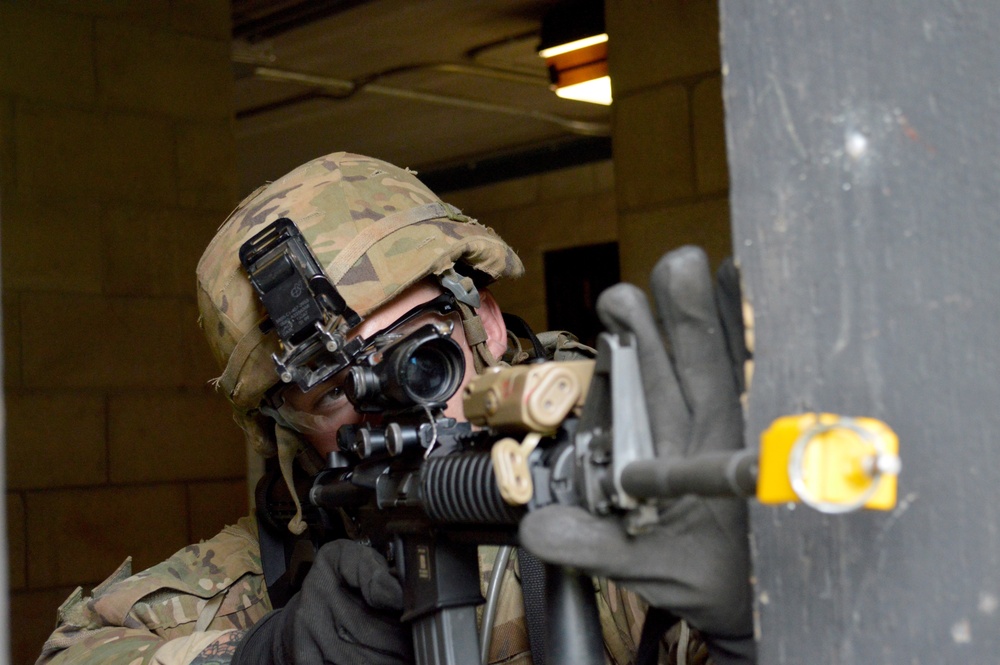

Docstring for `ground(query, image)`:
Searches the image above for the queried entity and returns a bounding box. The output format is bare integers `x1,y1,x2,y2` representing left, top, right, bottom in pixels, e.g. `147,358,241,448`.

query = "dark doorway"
544,242,620,348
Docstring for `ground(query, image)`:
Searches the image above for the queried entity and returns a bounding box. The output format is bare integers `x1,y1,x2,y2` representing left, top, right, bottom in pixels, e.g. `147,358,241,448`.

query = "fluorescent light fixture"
554,74,612,105
538,2,611,106
538,33,608,59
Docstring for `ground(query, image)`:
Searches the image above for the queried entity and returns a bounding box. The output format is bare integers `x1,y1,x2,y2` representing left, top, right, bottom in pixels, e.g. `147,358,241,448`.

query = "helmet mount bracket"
240,218,364,392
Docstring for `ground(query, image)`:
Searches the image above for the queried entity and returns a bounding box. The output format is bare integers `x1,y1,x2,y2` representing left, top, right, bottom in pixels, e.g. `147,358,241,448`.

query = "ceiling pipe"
240,65,610,137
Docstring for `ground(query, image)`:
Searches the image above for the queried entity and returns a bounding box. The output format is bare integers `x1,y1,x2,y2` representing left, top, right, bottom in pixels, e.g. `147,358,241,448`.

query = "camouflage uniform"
37,153,708,665
38,516,692,665
38,517,269,665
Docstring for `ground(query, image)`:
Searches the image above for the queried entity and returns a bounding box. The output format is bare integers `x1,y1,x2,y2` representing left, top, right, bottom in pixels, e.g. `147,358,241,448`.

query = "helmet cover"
196,152,523,452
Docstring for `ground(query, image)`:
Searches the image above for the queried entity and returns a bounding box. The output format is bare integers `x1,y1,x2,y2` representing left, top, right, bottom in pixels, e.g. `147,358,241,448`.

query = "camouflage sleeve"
596,580,713,665
36,517,271,665
38,627,239,665
478,546,533,664
595,577,646,664
475,552,710,665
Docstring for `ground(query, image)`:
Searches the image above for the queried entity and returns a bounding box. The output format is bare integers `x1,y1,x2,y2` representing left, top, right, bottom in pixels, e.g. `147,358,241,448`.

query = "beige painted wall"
0,3,245,663
0,2,732,663
445,160,618,333
608,0,731,285
446,1,731,332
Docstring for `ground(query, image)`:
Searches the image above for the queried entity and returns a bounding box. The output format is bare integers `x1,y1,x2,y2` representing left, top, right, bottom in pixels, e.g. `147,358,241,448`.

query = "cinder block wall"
445,161,617,333
447,2,729,325
0,3,246,663
606,0,730,285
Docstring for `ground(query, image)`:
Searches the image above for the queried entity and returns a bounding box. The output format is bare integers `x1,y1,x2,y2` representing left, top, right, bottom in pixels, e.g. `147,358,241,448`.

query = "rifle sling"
518,548,548,665
258,516,294,609
635,607,679,665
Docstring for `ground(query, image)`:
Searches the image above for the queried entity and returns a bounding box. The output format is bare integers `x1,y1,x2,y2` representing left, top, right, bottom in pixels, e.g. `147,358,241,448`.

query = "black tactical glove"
233,539,414,665
519,246,754,664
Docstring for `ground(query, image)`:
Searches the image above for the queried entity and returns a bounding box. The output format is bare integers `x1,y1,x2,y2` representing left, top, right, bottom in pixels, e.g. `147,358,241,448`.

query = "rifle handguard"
422,452,524,525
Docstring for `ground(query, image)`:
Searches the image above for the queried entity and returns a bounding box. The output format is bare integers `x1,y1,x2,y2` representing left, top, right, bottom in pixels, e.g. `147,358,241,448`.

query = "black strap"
635,607,680,665
502,312,548,362
254,453,331,609
258,515,294,609
519,548,548,665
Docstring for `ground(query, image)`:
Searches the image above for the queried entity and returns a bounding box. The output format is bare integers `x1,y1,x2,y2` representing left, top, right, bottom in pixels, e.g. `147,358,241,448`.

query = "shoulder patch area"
91,517,266,632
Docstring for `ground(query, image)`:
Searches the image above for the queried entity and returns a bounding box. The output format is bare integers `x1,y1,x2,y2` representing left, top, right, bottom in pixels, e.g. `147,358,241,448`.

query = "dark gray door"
720,2,1000,662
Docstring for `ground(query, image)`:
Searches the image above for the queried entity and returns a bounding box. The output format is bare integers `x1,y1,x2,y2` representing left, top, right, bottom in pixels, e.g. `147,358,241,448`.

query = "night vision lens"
346,324,466,412
404,341,462,403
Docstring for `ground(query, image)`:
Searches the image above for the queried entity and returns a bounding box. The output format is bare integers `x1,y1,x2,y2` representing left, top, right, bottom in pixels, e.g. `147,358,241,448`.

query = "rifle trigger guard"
491,432,542,505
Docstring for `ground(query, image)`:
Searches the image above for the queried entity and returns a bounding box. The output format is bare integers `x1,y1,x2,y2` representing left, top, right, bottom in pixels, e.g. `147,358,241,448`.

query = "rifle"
241,218,759,665
303,322,757,665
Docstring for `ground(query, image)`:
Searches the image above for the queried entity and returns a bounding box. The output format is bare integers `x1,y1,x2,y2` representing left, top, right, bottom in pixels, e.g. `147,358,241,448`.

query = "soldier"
36,152,751,665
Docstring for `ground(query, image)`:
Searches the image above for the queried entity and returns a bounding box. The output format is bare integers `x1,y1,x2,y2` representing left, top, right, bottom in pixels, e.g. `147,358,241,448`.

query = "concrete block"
22,0,171,23
6,391,107,490
488,201,566,251
613,85,694,209
447,163,616,266
0,5,96,105
443,175,538,217
16,104,176,204
9,492,25,590
20,293,187,388
11,587,82,665
593,159,616,193
109,390,245,484
618,197,731,286
4,291,21,388
538,163,598,202
489,250,545,315
176,121,239,210
496,195,616,253
95,21,233,120
693,76,729,194
0,96,15,197
188,480,249,544
606,0,721,96
573,192,619,247
26,484,189,588
104,206,226,298
474,206,520,257
1,198,103,293
171,0,231,40
103,205,181,298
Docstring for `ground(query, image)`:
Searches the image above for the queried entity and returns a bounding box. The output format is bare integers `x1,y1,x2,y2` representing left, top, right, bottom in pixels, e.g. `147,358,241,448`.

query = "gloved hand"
519,246,754,664
233,539,413,665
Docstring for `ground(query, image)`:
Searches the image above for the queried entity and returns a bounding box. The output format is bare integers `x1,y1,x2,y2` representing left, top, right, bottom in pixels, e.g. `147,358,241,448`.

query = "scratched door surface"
720,1,1000,662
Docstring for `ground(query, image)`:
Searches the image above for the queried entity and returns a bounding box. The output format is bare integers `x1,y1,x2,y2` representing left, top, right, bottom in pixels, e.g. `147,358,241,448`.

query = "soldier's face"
280,281,484,455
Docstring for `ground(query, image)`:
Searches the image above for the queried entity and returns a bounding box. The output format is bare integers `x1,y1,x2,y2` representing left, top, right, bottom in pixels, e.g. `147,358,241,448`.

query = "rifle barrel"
620,450,758,499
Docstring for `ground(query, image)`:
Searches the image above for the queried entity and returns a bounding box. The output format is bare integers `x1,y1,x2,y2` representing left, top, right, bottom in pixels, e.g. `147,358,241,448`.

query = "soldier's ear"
478,288,507,361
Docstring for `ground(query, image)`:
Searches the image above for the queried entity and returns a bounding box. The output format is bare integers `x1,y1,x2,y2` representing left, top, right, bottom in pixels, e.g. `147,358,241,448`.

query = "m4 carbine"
307,325,757,665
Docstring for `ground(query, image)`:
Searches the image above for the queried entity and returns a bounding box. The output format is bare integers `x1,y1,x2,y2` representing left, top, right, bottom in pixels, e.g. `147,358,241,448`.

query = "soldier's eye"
316,384,346,408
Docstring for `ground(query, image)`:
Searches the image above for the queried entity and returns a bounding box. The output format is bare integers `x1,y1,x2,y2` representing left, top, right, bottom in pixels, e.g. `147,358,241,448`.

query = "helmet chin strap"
274,425,308,536
438,267,501,374
456,301,500,373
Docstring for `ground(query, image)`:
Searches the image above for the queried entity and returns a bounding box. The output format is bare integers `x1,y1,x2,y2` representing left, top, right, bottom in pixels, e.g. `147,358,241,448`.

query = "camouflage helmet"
197,152,523,454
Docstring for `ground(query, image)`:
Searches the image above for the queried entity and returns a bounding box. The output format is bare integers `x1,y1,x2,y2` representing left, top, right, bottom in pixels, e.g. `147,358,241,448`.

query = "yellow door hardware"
758,413,899,513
